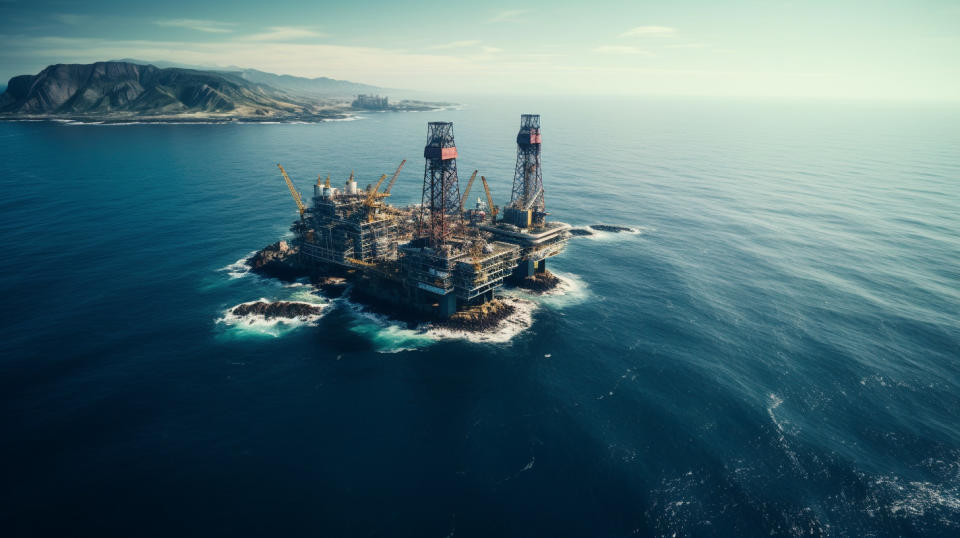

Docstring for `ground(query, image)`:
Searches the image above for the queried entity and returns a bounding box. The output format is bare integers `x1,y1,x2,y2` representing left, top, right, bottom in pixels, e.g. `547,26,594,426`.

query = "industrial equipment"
277,163,306,217
459,170,479,212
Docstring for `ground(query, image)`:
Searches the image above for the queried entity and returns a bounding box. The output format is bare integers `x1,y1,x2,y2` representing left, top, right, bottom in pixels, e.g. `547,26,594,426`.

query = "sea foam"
216,298,328,338
343,295,538,352
217,251,258,279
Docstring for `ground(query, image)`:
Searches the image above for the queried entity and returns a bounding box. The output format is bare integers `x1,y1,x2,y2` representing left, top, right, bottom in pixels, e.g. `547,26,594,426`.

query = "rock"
516,270,561,293
591,224,634,233
232,301,323,319
315,276,348,298
434,300,516,332
248,240,309,281
569,228,594,236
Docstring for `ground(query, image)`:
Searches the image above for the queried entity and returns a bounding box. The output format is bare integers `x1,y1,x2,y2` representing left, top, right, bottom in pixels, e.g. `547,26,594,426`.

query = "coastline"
0,102,456,125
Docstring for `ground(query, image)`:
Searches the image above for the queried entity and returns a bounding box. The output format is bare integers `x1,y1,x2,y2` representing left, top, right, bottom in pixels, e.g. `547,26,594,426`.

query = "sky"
0,0,958,101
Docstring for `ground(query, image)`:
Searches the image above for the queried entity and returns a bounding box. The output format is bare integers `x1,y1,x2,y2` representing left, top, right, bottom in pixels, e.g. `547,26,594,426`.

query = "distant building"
351,94,389,110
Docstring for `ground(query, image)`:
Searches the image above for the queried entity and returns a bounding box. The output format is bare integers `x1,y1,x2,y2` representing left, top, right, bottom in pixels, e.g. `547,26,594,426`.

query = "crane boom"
459,170,478,212
277,163,306,216
383,159,406,195
364,173,388,206
480,175,497,222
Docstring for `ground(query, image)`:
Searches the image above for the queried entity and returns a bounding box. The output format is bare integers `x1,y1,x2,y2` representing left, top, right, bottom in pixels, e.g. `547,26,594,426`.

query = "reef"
591,224,634,233
433,300,517,332
569,228,594,236
516,270,562,293
232,301,324,319
247,240,309,281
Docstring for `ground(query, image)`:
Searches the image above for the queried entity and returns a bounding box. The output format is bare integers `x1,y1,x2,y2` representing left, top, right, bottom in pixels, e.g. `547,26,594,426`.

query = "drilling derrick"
508,114,544,226
481,113,570,281
419,122,461,246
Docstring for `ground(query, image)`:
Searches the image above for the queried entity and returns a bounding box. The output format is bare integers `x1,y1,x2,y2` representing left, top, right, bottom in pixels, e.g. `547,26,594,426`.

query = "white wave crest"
343,295,537,352
218,251,257,279
502,270,590,310
574,225,651,242
425,296,537,345
327,115,365,122
766,393,808,478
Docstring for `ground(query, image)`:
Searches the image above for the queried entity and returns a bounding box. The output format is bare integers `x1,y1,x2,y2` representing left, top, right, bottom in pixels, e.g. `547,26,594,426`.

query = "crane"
277,163,306,217
364,173,389,207
382,159,406,196
480,175,498,222
459,170,478,212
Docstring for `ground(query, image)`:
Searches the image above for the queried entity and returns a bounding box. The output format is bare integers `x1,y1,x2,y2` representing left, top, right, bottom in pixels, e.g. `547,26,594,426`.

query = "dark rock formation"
569,228,594,236
232,301,324,319
516,270,562,293
315,276,349,298
591,224,634,233
433,300,517,332
247,240,309,281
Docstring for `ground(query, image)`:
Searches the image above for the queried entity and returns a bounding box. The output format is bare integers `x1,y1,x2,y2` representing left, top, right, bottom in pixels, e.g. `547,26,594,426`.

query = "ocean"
1,97,958,536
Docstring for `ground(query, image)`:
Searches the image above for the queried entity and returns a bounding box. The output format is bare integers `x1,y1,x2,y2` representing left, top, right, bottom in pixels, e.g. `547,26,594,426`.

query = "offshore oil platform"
274,114,570,318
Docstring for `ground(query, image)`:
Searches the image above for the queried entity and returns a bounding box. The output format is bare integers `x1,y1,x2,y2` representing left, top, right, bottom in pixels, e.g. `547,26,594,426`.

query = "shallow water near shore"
1,96,959,536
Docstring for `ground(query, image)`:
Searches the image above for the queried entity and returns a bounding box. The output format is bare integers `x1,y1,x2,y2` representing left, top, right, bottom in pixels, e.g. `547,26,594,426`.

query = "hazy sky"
1,0,958,100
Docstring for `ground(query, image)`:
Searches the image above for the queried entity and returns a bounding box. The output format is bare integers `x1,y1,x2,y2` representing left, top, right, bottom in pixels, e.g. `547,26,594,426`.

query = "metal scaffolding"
510,114,544,213
297,189,399,267
419,122,461,247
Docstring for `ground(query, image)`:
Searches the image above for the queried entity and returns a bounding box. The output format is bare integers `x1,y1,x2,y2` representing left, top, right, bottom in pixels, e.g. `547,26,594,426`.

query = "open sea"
1,97,958,536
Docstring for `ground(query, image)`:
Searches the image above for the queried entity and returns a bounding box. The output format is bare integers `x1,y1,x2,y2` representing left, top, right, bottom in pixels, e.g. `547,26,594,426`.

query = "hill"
111,59,386,97
230,68,384,98
0,61,339,120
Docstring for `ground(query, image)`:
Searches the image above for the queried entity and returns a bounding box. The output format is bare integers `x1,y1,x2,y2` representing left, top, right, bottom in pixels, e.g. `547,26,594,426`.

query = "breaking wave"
424,296,537,345
217,251,257,279
573,225,650,241
344,295,538,352
502,270,590,310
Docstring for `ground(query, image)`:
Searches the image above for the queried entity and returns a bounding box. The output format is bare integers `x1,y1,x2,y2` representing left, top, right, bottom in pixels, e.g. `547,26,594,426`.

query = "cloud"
489,9,531,22
619,26,676,37
481,46,503,54
5,36,469,88
155,19,235,34
593,46,653,55
245,27,327,42
665,43,707,49
429,40,482,50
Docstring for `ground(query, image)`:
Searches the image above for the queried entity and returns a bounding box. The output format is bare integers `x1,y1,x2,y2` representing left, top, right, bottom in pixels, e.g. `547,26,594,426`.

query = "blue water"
1,98,959,536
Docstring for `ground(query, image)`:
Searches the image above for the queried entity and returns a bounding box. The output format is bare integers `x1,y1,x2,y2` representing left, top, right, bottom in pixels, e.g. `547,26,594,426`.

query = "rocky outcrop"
516,270,561,293
569,228,594,236
248,240,308,281
232,301,324,319
591,224,634,233
434,300,516,332
315,276,349,298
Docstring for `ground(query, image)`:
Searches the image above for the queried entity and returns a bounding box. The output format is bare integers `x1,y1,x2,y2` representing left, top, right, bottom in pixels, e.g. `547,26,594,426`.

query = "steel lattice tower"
510,114,544,212
419,122,461,246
